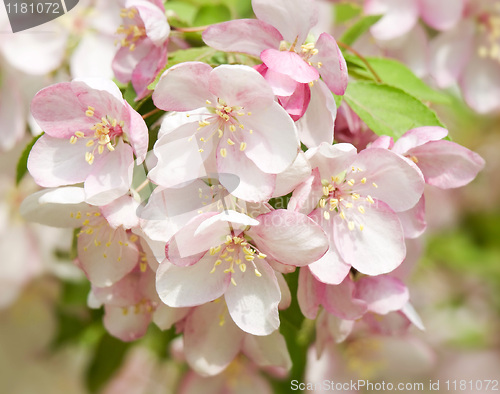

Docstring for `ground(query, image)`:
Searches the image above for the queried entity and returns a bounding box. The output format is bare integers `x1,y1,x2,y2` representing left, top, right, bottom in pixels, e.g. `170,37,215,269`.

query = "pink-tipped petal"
252,0,318,44
104,305,151,341
209,65,275,111
278,83,311,121
306,142,357,179
314,33,348,95
153,62,215,111
392,126,449,154
257,64,299,96
354,276,409,315
132,43,168,100
308,248,351,285
406,140,485,188
288,168,323,215
397,195,426,239
248,210,329,266
297,267,324,319
322,276,368,320
203,20,282,58
261,49,319,84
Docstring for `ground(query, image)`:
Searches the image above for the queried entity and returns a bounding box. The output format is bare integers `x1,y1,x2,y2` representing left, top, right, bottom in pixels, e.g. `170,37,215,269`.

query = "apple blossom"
152,63,299,202
28,78,148,205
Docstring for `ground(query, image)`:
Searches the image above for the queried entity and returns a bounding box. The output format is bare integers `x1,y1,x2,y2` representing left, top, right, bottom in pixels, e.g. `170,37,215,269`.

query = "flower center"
69,106,125,165
477,11,500,61
189,98,253,158
116,8,146,51
279,38,323,69
318,167,378,232
208,235,266,286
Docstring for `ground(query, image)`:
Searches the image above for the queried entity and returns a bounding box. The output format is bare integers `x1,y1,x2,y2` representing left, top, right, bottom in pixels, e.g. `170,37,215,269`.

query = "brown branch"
142,108,162,120
337,41,382,84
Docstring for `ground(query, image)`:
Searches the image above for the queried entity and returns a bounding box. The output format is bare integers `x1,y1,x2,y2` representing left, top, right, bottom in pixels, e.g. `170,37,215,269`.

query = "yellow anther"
308,81,314,87
339,210,346,220
229,125,236,132
85,107,95,117
94,212,101,216
227,138,235,145
240,263,247,272
85,152,94,165
206,100,212,105
324,211,330,220
85,140,94,147
129,235,138,242
70,136,78,144
76,211,82,219
254,269,262,277
220,148,227,158
361,177,367,184
345,202,353,209
347,179,355,186
319,198,326,208
258,253,267,259
410,155,419,163
117,256,122,262
140,261,147,272
322,186,330,196
358,206,365,214
239,142,247,151
231,277,237,286
122,307,128,315
98,145,105,155
348,221,355,231
107,143,115,152
366,195,375,204
359,225,364,231
103,253,107,258
218,129,224,138
352,193,360,200
372,182,378,188
247,112,252,116
75,131,85,138
106,242,111,247
245,254,255,261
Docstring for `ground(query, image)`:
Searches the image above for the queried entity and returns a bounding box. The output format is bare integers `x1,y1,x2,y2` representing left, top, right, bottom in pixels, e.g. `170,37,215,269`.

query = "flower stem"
173,25,210,33
142,108,162,120
337,41,382,83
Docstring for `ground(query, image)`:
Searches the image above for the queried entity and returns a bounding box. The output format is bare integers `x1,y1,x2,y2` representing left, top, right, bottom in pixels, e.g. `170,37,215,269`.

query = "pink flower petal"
392,126,449,154
352,148,425,212
429,21,474,88
248,210,329,266
273,152,312,198
322,276,368,320
326,313,355,344
203,19,282,57
261,49,319,84
252,0,318,44
256,63,298,96
183,301,245,376
101,195,140,230
85,140,134,206
78,227,139,287
225,259,280,335
278,83,311,121
305,142,357,180
113,41,152,84
216,144,276,202
131,43,168,100
209,65,275,111
333,201,406,276
397,195,426,238
153,303,190,330
314,33,348,95
288,168,323,215
242,330,292,370
308,248,351,285
297,267,323,319
296,79,337,147
354,275,409,315
156,259,230,307
240,101,299,174
27,135,94,187
406,140,485,188
134,1,170,45
365,0,419,41
153,62,215,111
103,305,151,341
419,0,464,31
460,56,500,114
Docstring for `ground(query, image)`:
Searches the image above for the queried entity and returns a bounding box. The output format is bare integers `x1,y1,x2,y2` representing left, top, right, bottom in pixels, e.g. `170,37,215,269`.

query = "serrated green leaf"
366,57,449,103
193,4,231,26
16,133,43,185
339,14,382,47
334,2,362,24
148,46,220,90
344,81,444,139
85,333,131,393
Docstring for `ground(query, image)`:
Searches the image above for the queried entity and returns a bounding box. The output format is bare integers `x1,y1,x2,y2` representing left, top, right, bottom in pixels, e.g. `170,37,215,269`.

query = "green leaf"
344,81,444,139
365,57,449,103
165,1,198,26
148,46,221,90
334,2,362,24
123,82,137,108
85,333,131,393
16,133,43,185
193,4,231,26
339,14,382,47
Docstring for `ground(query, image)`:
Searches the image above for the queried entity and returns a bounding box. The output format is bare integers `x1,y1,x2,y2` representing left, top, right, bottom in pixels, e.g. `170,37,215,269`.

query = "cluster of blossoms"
13,0,486,389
